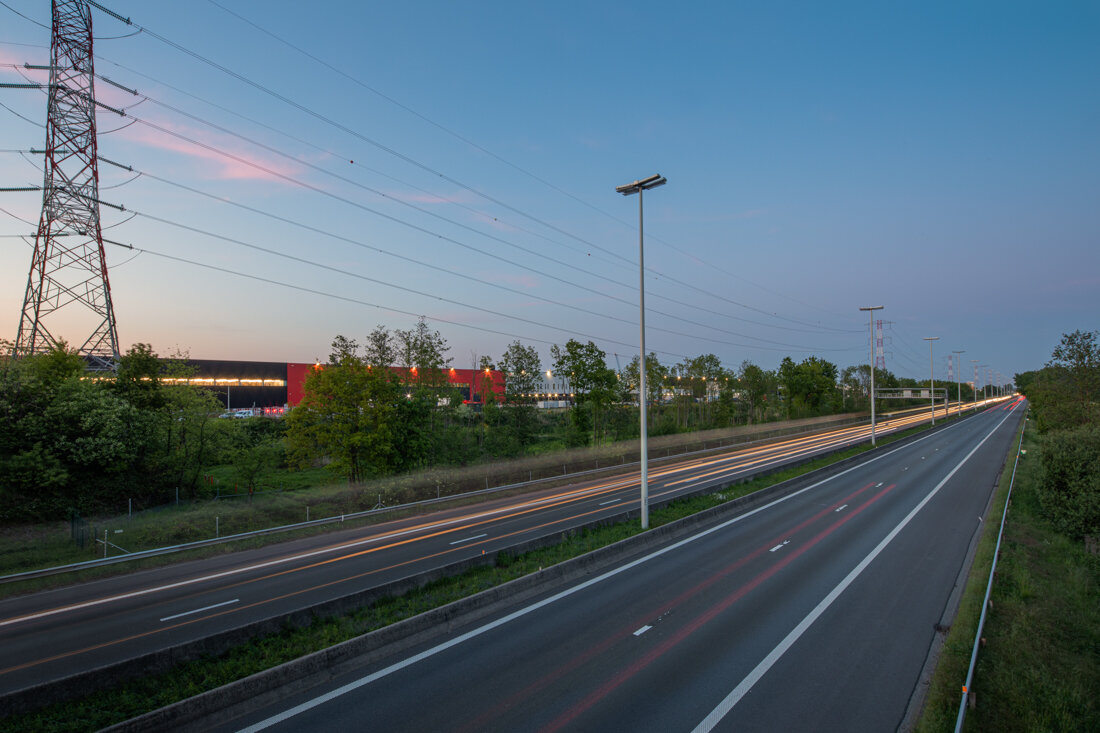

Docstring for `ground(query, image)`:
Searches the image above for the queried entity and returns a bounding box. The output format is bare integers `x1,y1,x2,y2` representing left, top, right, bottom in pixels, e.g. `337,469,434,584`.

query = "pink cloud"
121,118,306,183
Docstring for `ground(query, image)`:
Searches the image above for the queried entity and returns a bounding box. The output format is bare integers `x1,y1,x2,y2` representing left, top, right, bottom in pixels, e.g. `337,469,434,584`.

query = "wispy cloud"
121,118,306,183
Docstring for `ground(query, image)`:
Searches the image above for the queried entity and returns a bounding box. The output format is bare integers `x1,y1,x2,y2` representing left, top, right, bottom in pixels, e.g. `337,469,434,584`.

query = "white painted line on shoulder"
599,499,620,506
159,598,238,622
835,504,848,513
633,625,652,637
769,540,790,552
449,534,488,546
876,482,883,487
237,418,988,733
690,405,1019,733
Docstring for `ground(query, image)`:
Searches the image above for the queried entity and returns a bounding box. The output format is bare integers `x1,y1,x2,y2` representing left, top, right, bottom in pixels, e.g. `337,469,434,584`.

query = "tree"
498,341,541,403
287,337,403,483
739,361,775,424
778,356,839,418
0,344,153,520
624,352,668,428
551,339,618,445
364,324,397,368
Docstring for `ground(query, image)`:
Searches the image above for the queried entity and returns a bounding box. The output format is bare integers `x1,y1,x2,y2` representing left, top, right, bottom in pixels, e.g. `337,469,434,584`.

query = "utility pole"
15,0,119,370
860,306,884,445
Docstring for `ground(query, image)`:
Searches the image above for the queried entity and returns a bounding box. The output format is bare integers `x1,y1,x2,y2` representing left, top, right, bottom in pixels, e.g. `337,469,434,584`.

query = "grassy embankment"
1,419,940,733
0,413,870,596
917,415,1099,732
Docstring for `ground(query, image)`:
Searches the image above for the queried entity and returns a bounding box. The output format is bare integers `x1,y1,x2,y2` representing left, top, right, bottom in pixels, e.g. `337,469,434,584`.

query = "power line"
83,1,861,335
204,0,863,332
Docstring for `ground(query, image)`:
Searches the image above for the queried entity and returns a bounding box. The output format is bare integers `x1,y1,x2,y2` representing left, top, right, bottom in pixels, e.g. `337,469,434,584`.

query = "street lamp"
616,173,667,530
978,364,988,404
953,350,965,417
860,306,884,445
924,337,939,425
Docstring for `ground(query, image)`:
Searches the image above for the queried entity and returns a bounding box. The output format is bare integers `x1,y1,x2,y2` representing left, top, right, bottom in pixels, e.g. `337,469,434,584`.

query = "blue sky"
1,1,1097,384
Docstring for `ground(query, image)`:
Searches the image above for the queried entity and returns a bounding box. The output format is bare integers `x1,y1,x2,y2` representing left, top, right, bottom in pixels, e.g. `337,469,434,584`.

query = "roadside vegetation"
918,330,1099,732
1,322,982,527
0,422,937,733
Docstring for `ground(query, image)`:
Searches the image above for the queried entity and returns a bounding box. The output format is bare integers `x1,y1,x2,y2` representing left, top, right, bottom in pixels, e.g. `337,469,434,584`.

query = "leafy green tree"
624,352,667,423
739,361,776,424
287,337,403,483
364,324,397,368
551,339,618,445
1030,330,1100,431
778,356,839,418
499,341,541,403
0,344,153,519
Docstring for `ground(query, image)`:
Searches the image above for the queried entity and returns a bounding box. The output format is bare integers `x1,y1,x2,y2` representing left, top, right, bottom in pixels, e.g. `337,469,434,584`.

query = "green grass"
917,416,1100,732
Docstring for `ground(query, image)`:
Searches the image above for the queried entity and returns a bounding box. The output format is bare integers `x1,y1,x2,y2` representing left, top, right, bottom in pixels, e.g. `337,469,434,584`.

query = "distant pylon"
874,319,886,371
15,0,119,370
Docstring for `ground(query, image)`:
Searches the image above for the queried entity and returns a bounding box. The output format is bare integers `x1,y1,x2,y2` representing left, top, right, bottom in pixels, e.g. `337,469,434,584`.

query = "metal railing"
954,410,1027,731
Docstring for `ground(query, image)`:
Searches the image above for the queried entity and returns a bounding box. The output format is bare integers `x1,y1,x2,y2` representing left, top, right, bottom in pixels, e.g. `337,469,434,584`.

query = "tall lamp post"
860,306,884,445
978,364,989,404
952,350,965,417
616,173,666,530
924,336,940,425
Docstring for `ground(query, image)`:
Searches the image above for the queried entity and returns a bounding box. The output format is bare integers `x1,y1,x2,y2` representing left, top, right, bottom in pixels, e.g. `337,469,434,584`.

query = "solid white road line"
236,419,983,732
834,504,848,513
449,534,488,546
690,406,1016,733
159,599,239,623
634,625,653,637
599,499,621,506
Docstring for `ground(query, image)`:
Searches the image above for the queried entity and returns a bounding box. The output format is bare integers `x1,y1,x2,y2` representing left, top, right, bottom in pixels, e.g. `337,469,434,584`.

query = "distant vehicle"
232,409,254,419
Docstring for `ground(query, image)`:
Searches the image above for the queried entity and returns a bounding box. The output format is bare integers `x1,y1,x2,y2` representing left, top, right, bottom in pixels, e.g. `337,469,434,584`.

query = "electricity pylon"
15,0,119,370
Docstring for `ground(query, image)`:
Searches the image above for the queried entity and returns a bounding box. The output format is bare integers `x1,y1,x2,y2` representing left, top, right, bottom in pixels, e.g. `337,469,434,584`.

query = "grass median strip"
2,424,933,733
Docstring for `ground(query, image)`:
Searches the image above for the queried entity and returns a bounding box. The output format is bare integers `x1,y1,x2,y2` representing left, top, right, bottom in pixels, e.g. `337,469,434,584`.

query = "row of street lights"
622,176,1008,531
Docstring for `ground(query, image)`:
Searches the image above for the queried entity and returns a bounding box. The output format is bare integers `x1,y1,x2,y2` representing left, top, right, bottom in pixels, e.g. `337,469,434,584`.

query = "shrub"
1039,425,1100,540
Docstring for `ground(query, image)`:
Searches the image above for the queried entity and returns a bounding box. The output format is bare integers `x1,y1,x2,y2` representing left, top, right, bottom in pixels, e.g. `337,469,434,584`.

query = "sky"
1,1,1097,385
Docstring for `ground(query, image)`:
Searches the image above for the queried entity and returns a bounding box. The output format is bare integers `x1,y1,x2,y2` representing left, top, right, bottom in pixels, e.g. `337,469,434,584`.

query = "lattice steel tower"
15,0,119,369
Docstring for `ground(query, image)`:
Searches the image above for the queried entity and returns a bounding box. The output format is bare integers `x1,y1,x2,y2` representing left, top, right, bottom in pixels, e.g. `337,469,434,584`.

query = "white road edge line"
237,417,976,733
599,499,620,506
633,625,652,637
449,534,488,546
834,504,848,513
159,599,239,623
689,407,1017,733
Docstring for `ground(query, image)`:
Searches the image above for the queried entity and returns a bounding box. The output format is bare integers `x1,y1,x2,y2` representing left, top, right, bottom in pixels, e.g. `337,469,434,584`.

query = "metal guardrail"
1,402,1003,586
953,409,1028,731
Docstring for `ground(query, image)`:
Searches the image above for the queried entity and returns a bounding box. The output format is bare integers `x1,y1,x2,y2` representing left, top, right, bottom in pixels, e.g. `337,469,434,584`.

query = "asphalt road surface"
222,398,1024,732
0,400,1010,705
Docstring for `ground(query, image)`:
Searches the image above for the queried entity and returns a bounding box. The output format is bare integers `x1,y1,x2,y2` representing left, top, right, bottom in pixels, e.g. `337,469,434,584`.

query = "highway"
222,398,1025,732
0,400,1010,705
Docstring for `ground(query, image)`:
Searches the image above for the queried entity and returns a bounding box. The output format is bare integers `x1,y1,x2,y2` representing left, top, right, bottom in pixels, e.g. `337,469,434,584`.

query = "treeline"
1016,329,1100,540
286,320,972,482
1,317,979,522
0,342,284,522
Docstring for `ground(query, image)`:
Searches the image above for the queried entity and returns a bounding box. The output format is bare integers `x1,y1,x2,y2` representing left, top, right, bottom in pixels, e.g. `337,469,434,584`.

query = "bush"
1039,425,1100,540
